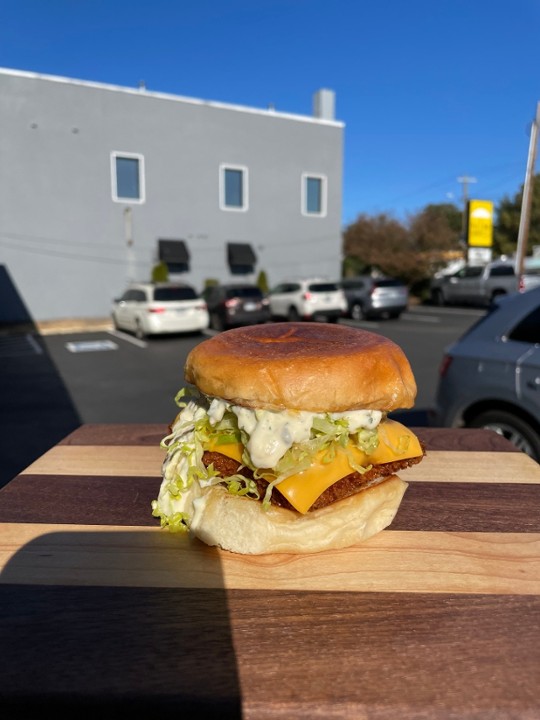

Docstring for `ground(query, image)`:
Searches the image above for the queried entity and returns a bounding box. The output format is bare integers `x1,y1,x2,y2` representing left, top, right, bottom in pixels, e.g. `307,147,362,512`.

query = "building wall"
0,69,344,321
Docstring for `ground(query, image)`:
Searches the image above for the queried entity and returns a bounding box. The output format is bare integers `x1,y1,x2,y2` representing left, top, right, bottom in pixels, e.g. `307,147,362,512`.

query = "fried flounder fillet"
202,446,425,513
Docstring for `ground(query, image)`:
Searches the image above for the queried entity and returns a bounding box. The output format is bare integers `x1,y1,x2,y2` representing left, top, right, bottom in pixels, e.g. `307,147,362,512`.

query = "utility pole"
124,207,135,282
515,102,540,277
457,175,478,205
457,175,478,250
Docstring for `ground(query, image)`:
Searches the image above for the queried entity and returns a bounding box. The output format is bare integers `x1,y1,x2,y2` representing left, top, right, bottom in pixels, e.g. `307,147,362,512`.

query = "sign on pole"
467,200,494,248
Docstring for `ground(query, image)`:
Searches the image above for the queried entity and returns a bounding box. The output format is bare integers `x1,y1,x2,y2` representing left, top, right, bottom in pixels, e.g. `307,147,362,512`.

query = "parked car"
112,282,209,338
430,258,540,307
338,276,409,320
432,286,540,461
202,283,270,331
267,278,347,322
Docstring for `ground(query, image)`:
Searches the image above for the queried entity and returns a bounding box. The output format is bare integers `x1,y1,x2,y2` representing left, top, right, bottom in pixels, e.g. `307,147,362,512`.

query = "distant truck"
430,259,540,306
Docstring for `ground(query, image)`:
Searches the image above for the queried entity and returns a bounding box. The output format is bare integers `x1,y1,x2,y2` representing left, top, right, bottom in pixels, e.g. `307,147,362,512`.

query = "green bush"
151,261,169,282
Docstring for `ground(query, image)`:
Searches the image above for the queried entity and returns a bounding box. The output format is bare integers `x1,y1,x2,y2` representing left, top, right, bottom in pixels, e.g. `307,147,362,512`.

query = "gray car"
338,276,409,320
432,287,540,461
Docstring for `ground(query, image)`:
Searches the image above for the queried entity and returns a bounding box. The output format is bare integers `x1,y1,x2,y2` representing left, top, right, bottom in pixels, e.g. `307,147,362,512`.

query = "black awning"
158,239,190,264
227,242,257,267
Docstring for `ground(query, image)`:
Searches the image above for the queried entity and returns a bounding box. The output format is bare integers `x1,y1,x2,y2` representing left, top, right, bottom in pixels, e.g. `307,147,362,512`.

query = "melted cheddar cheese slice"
209,419,422,514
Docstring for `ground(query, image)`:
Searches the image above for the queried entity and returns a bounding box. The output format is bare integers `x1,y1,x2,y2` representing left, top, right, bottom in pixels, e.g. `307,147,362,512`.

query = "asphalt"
0,317,112,489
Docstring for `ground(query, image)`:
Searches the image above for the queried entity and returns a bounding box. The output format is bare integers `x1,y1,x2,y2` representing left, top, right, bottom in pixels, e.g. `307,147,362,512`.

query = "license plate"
244,302,257,311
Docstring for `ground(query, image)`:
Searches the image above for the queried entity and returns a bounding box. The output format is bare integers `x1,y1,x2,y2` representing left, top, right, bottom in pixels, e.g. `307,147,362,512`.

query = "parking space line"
402,312,440,323
107,330,147,348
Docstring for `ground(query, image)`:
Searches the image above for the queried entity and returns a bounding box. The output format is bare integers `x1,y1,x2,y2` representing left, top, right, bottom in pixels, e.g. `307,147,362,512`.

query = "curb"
36,318,114,335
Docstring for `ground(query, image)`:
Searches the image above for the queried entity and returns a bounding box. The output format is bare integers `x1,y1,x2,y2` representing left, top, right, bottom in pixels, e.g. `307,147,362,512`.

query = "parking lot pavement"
0,329,82,489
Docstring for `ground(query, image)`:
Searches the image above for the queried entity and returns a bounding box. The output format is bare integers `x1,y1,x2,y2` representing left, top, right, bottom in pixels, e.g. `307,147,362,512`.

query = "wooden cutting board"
1,424,540,719
1,426,539,594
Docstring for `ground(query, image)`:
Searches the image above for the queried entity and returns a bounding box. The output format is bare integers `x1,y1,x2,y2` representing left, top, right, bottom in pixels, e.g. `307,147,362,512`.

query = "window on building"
220,165,248,211
302,173,327,216
111,152,145,203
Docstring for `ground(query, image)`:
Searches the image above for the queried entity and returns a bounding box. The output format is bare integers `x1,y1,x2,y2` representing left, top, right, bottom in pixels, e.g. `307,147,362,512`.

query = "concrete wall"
0,69,344,321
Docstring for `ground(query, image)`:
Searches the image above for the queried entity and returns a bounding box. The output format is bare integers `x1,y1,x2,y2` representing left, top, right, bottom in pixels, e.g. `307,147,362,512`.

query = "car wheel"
469,409,540,461
135,319,146,340
351,302,365,321
287,306,300,321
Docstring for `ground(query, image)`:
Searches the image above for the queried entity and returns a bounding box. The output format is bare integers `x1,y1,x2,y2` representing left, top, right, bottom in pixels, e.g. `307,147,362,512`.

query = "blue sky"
2,0,539,226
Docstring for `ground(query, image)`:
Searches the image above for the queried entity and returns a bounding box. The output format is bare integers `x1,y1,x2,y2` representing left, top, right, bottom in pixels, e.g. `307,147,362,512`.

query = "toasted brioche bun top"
184,322,417,412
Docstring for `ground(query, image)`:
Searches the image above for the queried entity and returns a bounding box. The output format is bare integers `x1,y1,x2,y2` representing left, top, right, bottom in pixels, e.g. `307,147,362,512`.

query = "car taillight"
439,354,453,377
224,298,240,308
518,275,525,292
302,292,312,300
196,302,207,310
148,306,166,313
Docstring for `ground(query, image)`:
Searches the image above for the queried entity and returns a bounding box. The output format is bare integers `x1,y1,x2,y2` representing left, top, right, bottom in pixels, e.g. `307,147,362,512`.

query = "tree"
256,269,269,294
408,203,462,254
342,204,462,292
342,213,411,278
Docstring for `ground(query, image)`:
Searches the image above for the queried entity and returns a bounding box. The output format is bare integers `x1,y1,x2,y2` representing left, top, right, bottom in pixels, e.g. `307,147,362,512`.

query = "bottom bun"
188,475,408,555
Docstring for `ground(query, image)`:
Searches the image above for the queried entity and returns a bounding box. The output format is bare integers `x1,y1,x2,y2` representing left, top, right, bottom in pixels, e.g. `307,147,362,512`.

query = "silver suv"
432,286,540,461
338,276,409,320
268,278,347,322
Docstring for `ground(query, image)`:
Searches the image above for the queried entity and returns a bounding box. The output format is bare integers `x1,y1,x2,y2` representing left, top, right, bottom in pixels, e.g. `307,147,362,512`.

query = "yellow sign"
467,200,493,247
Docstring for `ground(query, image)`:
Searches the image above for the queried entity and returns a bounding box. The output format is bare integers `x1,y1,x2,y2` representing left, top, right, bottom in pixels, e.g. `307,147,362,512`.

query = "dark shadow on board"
0,265,81,488
0,529,242,718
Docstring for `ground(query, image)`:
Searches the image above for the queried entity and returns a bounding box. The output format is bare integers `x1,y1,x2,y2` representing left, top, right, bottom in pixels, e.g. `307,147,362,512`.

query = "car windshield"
153,287,198,301
308,283,338,292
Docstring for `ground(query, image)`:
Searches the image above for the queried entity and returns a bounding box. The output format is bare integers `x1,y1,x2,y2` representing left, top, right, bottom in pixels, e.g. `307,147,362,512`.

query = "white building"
0,68,344,322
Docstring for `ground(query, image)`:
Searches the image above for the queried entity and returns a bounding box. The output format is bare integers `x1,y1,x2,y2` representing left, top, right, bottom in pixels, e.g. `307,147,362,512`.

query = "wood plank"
403,449,540,483
19,445,540,483
413,425,521,452
2,475,540,533
1,523,539,594
59,423,168,446
20,445,165,477
1,584,537,719
229,591,540,720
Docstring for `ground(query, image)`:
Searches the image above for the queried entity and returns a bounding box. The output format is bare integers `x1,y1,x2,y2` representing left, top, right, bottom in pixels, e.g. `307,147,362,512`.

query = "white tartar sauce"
207,398,382,469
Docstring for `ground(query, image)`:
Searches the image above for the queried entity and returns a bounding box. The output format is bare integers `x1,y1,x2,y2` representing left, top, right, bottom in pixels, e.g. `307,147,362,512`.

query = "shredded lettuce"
152,387,384,526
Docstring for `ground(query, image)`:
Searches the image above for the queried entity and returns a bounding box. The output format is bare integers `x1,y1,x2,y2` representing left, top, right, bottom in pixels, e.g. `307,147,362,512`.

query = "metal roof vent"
313,89,335,120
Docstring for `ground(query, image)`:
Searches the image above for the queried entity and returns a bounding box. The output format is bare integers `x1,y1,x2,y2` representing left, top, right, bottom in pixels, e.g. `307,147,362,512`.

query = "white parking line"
402,312,440,323
107,329,147,348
